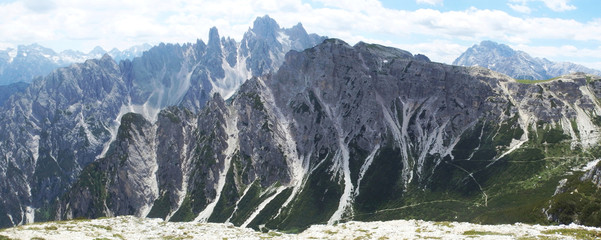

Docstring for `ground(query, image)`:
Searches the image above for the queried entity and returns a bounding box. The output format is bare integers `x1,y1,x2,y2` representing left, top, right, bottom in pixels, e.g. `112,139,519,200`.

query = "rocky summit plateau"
2,15,601,238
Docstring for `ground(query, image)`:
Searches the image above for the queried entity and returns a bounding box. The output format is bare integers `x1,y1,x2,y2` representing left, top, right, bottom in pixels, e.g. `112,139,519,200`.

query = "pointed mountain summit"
88,46,107,56
240,15,326,76
0,16,326,228
207,27,222,50
453,40,601,80
251,15,281,40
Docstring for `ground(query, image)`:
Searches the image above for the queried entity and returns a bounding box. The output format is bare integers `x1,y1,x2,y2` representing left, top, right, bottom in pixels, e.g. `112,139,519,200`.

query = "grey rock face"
240,15,327,77
57,39,601,231
5,17,601,231
0,16,324,228
582,161,601,188
453,40,601,80
0,55,128,226
0,81,28,106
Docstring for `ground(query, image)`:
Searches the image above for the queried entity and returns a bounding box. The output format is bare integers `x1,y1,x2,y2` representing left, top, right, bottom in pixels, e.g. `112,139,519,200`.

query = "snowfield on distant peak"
1,216,600,240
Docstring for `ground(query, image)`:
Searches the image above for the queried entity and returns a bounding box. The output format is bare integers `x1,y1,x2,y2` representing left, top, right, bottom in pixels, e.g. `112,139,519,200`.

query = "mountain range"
0,15,325,228
453,40,601,80
0,43,152,86
1,16,601,233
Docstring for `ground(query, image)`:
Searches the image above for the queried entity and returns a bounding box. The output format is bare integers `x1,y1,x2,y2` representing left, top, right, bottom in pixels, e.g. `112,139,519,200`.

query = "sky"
0,0,600,69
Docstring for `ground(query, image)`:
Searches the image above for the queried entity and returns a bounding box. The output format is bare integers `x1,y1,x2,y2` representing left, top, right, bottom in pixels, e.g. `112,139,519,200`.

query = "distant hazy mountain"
0,43,152,85
453,40,601,80
109,44,153,62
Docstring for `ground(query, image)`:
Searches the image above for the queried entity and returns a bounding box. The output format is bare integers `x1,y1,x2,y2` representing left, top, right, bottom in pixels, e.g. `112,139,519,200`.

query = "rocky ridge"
0,15,325,228
55,39,601,231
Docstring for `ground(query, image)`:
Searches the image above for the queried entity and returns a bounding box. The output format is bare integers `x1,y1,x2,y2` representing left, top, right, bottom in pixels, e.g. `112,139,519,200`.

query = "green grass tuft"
463,230,509,236
515,77,560,84
44,225,58,231
91,224,112,231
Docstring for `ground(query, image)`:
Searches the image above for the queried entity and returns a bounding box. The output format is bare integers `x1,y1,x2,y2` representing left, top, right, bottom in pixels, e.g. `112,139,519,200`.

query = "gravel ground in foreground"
1,215,600,239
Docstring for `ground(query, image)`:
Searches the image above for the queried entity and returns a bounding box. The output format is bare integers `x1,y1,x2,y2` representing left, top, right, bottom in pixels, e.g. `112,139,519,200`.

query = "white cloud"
416,0,443,6
513,44,601,70
540,0,576,11
313,0,384,12
587,62,601,71
396,40,467,64
508,3,531,14
508,0,576,12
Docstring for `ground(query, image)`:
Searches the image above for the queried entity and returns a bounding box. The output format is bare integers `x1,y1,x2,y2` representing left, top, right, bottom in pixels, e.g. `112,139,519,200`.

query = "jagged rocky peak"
240,15,327,76
251,15,281,41
454,40,601,80
124,15,326,115
0,16,326,229
284,23,308,40
97,53,116,66
207,27,222,50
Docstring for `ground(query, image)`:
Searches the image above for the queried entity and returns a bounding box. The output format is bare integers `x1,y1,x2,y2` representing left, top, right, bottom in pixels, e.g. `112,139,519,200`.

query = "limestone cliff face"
583,162,601,188
0,81,28,106
0,55,128,226
60,39,601,230
0,16,324,228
